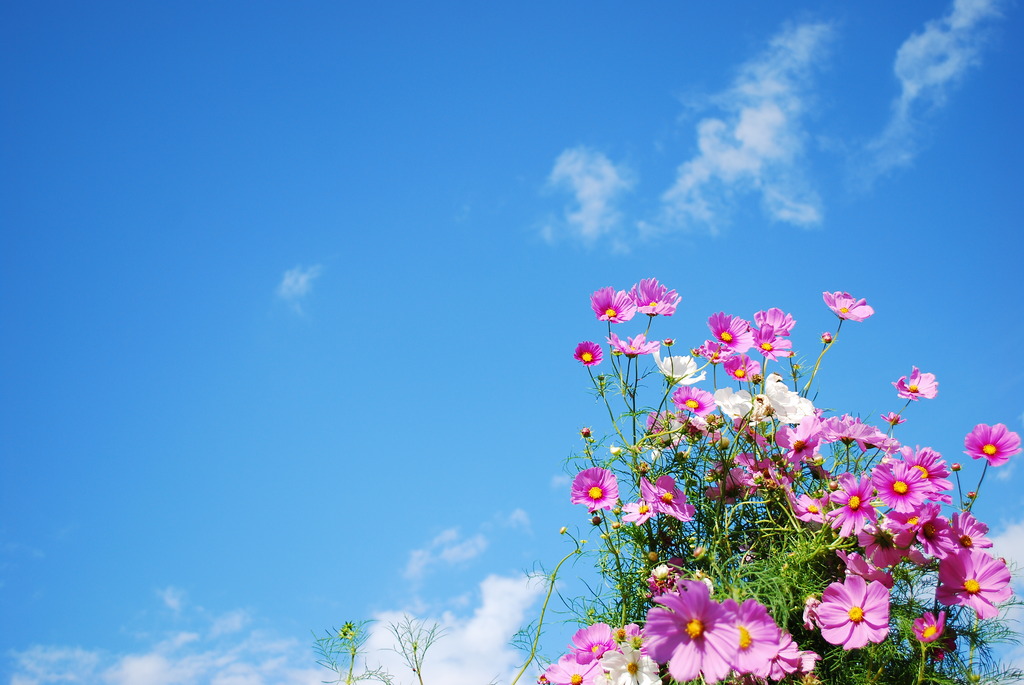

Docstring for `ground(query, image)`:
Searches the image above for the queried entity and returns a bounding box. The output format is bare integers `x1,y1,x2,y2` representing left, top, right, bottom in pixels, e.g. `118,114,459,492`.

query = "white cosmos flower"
600,644,660,685
653,350,706,385
764,373,815,424
713,387,753,419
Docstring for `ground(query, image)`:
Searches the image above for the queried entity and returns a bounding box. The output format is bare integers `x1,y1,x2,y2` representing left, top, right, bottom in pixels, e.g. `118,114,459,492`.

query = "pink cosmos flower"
766,632,819,680
964,423,1021,467
570,467,619,512
858,523,906,568
776,416,823,463
629,278,681,317
792,493,828,524
721,598,782,678
570,623,616,664
828,472,877,538
950,511,993,551
900,446,953,504
590,287,636,324
880,411,906,426
607,332,659,358
822,291,875,322
622,500,655,525
723,354,761,382
707,312,754,354
913,611,946,643
640,475,695,522
671,386,716,416
936,549,1012,620
754,308,796,336
888,504,957,560
644,580,739,684
752,325,793,360
573,341,603,367
542,654,602,685
893,367,938,401
817,575,890,649
872,460,929,513
837,550,893,589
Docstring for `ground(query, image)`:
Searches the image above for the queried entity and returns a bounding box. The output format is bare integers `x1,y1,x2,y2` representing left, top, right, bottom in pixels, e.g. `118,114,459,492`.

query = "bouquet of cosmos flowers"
543,280,1020,685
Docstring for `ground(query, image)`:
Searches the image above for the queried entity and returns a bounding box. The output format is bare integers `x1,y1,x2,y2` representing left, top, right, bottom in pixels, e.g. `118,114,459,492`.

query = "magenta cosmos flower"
607,332,659,358
542,653,602,685
817,575,890,649
644,580,739,684
590,287,636,324
871,460,929,513
828,472,877,538
721,597,782,678
570,467,619,512
573,341,603,367
569,622,616,664
640,475,695,522
822,291,875,322
912,611,946,643
629,277,681,316
671,386,716,416
936,549,1012,620
964,423,1022,467
723,354,760,382
707,312,754,354
893,366,938,401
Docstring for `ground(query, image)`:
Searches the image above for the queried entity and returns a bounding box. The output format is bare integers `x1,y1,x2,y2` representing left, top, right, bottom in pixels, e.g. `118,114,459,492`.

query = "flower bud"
951,462,962,471
663,338,675,347
821,331,833,344
591,515,603,526
967,491,977,499
609,446,623,456
559,526,567,535
647,551,659,563
716,436,731,450
610,521,621,530
637,462,650,474
692,546,706,560
580,427,592,439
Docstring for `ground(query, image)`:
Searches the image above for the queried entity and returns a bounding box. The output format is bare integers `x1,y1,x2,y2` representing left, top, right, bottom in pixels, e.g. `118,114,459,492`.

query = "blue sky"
2,1,1023,683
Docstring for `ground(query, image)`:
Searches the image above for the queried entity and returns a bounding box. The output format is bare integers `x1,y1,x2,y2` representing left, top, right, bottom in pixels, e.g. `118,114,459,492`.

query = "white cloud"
864,0,1003,178
365,574,545,685
505,508,531,531
275,265,323,313
404,528,489,581
544,147,634,245
658,21,832,233
157,586,186,613
990,518,1024,670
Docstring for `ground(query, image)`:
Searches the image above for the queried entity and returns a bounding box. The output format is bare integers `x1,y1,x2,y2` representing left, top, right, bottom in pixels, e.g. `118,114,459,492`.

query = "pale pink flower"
629,278,681,317
590,287,636,324
817,575,890,649
936,549,1012,620
964,423,1021,467
893,366,938,401
822,291,874,321
607,332,659,358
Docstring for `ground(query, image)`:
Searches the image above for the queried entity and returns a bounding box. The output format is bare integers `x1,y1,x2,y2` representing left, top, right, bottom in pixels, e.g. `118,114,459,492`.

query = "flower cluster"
554,279,1019,685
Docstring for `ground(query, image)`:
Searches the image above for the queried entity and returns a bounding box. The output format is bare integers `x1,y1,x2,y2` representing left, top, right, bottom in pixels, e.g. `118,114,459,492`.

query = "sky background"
2,1,1023,683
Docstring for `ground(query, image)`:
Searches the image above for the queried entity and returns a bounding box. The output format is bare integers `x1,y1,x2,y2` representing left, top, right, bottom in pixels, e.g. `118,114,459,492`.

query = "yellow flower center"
685,399,700,410
760,342,773,351
914,465,929,478
964,579,981,594
922,625,938,639
907,516,919,526
591,644,601,653
638,504,650,515
808,504,819,514
982,443,997,456
581,352,593,362
848,606,864,622
627,662,638,675
648,300,658,307
588,486,604,501
738,626,752,650
605,307,617,318
793,440,806,451
686,618,704,639
893,481,909,495
720,332,733,343
614,628,626,641
839,306,850,313
848,495,861,510
960,535,973,548
661,492,674,503
570,675,583,685
734,369,746,378
908,384,919,393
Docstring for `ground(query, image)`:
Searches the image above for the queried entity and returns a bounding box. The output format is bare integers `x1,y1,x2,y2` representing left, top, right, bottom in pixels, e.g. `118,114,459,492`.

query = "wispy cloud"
9,609,321,685
366,574,544,685
863,0,1003,180
404,527,489,581
657,22,832,234
543,147,634,245
157,585,185,613
276,264,323,313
